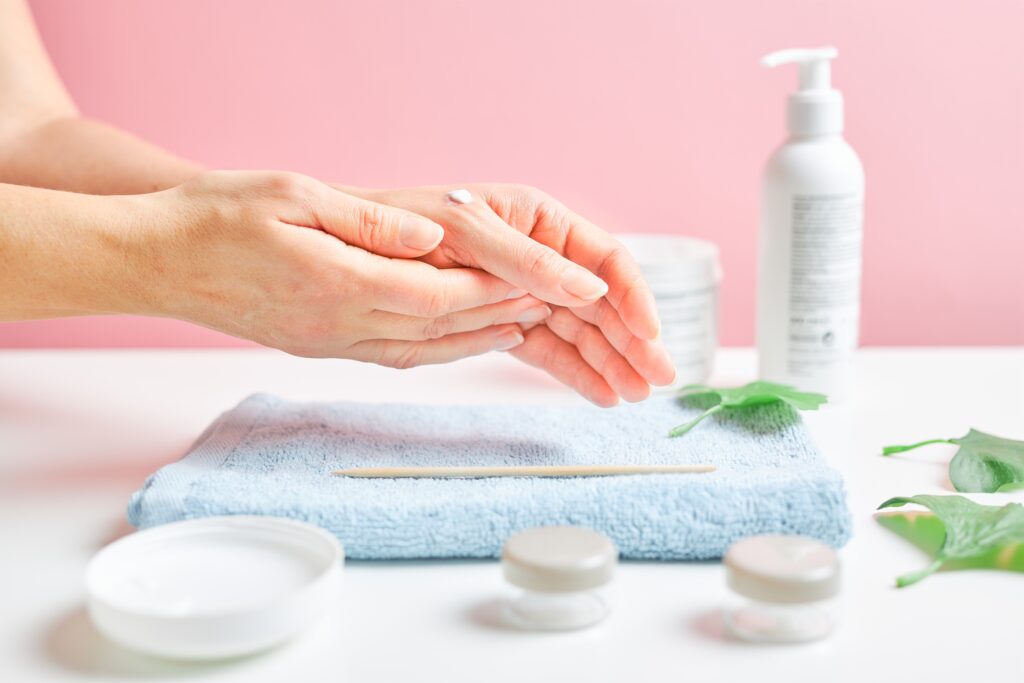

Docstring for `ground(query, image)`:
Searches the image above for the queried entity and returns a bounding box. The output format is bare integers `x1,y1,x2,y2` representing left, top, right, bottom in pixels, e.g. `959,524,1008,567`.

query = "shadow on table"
689,608,731,642
689,608,784,647
687,608,837,651
42,606,259,679
465,598,519,633
463,599,614,641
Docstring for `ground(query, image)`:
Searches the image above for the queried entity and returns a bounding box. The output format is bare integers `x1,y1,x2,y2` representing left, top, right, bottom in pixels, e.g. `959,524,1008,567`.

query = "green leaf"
881,438,954,455
668,381,826,437
881,429,1024,493
877,495,1024,587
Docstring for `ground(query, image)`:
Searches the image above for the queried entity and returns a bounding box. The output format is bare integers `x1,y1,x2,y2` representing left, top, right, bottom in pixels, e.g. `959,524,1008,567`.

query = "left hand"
337,183,676,406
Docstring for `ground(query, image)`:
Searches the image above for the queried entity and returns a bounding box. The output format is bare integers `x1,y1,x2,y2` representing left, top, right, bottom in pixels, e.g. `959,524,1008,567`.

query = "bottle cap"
502,526,618,593
725,534,840,604
762,46,844,135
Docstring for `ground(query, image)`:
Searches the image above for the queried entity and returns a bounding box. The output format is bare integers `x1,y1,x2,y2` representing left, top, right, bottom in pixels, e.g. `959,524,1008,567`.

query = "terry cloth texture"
127,394,851,560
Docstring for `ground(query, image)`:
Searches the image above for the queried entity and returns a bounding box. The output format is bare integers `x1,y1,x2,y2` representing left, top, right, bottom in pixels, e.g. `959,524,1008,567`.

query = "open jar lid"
501,526,618,593
86,516,343,660
725,534,840,604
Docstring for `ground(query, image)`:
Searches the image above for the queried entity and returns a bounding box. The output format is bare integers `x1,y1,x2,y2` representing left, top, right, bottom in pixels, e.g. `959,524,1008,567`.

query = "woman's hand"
337,183,676,406
122,171,553,366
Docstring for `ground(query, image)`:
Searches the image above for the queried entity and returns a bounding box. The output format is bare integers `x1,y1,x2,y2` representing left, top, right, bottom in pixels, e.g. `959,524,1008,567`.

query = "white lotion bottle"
756,47,864,401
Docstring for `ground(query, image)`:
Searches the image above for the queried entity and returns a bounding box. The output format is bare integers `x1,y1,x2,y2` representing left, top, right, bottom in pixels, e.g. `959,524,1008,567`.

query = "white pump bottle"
756,47,864,401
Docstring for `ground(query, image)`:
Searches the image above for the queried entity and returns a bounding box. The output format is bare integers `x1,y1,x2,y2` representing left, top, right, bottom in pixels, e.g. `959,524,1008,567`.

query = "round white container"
500,526,618,631
723,534,840,644
86,516,343,660
616,233,722,386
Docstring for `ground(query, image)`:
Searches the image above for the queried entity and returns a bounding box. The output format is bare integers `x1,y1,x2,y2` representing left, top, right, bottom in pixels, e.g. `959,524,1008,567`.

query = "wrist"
54,191,162,317
99,191,185,318
41,190,168,318
0,186,155,319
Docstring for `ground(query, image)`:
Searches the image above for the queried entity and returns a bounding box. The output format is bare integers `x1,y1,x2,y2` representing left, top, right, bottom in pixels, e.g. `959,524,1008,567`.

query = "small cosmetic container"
723,534,840,644
615,234,722,386
500,526,618,631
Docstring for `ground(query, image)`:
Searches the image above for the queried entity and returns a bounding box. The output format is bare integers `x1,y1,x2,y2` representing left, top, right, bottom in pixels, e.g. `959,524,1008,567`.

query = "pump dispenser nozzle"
762,47,843,135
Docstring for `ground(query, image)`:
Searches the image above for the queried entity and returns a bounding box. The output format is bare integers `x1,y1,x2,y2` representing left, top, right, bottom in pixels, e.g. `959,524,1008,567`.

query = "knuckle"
389,345,423,370
592,243,629,280
515,184,546,203
538,333,564,372
492,184,545,226
518,185,552,222
421,314,454,340
593,299,613,328
610,243,633,268
416,287,452,318
522,244,562,276
265,172,314,201
549,309,580,343
357,203,390,245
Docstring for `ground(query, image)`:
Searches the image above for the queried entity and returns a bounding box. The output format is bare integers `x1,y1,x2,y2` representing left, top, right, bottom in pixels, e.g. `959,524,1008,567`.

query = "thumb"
314,187,445,258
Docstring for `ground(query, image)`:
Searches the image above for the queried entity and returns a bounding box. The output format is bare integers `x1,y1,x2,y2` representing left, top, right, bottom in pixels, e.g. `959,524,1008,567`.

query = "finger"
368,296,551,342
308,185,446,258
508,326,619,408
346,324,524,369
441,198,610,308
570,298,676,386
531,199,661,340
350,248,526,316
544,308,651,403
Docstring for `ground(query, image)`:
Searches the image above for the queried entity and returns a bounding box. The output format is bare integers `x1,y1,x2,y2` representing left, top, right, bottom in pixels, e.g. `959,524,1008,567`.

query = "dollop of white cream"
446,188,473,205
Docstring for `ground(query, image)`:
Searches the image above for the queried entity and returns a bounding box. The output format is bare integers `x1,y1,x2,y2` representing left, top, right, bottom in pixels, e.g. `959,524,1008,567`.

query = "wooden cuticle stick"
332,464,716,479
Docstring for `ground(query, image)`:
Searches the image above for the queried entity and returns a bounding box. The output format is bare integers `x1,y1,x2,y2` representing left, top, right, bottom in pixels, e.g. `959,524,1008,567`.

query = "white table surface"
1,347,1022,682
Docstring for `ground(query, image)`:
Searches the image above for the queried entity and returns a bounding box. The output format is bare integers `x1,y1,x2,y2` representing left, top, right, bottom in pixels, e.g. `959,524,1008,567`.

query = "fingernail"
504,289,528,300
399,216,444,250
517,305,551,324
492,330,524,352
561,269,608,301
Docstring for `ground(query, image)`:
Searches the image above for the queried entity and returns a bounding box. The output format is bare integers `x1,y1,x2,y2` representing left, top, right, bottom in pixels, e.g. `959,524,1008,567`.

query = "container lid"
86,516,343,659
725,534,840,604
501,526,618,593
615,233,722,290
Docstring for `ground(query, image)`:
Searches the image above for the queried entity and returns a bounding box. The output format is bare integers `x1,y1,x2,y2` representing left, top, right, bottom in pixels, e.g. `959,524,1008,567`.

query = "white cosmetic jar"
86,516,343,660
723,534,840,644
500,526,618,631
615,233,722,386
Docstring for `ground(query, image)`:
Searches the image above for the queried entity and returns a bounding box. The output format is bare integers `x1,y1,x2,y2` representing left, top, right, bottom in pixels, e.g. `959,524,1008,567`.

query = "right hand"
341,183,676,405
126,171,549,367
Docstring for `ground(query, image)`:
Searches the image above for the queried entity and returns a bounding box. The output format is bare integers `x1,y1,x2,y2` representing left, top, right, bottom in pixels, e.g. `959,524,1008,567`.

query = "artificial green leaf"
882,429,1024,493
877,495,1024,587
668,381,826,437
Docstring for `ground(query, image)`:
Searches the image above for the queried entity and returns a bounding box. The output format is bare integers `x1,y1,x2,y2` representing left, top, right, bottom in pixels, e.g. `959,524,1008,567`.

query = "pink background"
3,0,1022,348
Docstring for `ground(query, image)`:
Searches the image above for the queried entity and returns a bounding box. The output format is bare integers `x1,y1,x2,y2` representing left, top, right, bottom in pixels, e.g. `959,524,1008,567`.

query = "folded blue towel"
127,394,850,560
